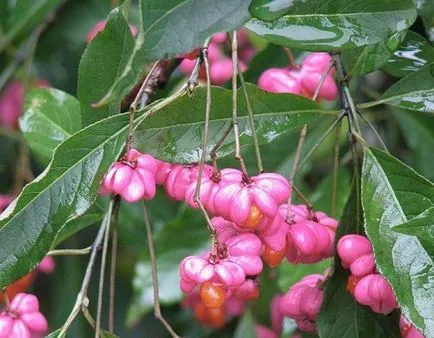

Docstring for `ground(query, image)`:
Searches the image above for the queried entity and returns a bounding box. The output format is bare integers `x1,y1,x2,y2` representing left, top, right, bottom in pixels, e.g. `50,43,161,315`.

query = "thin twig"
210,123,233,173
231,31,249,179
108,199,120,333
284,48,297,68
143,203,180,338
331,121,341,218
126,61,161,149
95,199,113,338
312,60,334,102
237,64,263,173
297,112,346,171
331,53,361,134
292,185,315,217
59,200,114,336
356,111,389,152
47,247,92,256
193,44,216,235
286,124,308,221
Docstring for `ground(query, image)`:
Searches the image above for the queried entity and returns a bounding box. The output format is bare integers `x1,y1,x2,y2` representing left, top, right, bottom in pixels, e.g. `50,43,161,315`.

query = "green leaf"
249,0,292,21
20,88,81,164
393,207,434,256
0,0,61,52
78,4,136,126
95,0,250,107
361,64,434,113
246,0,417,51
0,112,132,288
317,182,401,338
362,147,434,336
342,31,406,77
234,309,256,338
126,208,209,327
382,31,434,78
393,109,434,180
53,198,107,247
133,84,336,163
416,0,434,42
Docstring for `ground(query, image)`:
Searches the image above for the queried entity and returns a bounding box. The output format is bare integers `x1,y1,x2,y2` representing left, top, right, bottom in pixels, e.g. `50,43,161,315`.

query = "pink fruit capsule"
337,234,373,268
301,52,334,75
258,68,303,94
301,72,338,101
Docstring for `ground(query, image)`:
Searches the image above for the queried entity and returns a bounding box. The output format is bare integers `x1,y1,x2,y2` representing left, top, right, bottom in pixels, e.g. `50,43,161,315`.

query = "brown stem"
193,44,217,236
120,59,181,112
231,31,249,180
284,48,297,68
209,123,233,174
286,124,308,221
108,198,120,333
143,203,180,338
312,60,334,102
331,121,342,218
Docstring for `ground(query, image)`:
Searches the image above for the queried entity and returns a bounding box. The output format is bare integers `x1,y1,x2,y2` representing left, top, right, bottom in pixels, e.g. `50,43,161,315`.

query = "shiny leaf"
362,147,434,336
393,207,434,256
0,0,62,52
249,0,292,21
0,112,134,288
361,64,434,113
317,183,401,338
342,31,406,76
393,109,434,180
133,84,336,163
78,4,135,126
95,0,250,107
126,208,209,327
53,198,107,246
383,31,434,78
246,0,417,51
20,88,81,164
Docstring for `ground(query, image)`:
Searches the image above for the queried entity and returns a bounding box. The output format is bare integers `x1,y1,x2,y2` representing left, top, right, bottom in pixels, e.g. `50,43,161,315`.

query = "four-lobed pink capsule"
258,52,338,101
0,293,48,338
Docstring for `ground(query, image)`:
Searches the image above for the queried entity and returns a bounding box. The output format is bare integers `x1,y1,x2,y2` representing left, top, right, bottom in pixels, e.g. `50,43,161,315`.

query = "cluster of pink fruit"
338,234,424,338
178,30,255,85
258,52,338,101
267,232,425,337
0,293,48,338
100,147,340,333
